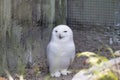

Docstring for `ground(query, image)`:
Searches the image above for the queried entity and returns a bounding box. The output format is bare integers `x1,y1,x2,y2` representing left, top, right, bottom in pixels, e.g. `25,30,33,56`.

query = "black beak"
59,34,63,39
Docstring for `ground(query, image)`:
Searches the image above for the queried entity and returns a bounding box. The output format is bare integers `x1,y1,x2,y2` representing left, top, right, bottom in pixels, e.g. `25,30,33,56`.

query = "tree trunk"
0,0,63,75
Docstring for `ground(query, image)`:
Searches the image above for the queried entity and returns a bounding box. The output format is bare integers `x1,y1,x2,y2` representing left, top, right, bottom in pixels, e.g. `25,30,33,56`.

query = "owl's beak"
59,34,63,39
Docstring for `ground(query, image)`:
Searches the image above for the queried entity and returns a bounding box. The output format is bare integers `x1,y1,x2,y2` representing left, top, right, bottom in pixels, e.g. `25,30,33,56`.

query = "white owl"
47,25,75,77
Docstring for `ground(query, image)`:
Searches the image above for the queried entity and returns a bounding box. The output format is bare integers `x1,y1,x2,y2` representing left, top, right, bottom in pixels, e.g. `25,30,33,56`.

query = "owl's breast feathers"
47,41,75,57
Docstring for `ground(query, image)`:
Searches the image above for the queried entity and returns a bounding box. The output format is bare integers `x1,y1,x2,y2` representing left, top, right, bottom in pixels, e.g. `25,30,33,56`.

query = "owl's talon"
51,71,61,77
67,71,72,74
61,69,72,75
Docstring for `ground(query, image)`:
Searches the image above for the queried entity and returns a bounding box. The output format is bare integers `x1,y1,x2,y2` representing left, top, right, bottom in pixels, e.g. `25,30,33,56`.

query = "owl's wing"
46,42,56,64
69,44,75,66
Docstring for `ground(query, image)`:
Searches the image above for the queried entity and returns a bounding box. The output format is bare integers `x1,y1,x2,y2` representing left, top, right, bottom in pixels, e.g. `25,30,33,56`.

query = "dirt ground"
1,25,119,80
22,25,120,80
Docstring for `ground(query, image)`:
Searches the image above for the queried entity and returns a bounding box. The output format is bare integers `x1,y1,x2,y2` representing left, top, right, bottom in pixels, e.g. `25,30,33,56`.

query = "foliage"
77,52,108,66
76,51,118,80
93,69,118,80
17,58,26,75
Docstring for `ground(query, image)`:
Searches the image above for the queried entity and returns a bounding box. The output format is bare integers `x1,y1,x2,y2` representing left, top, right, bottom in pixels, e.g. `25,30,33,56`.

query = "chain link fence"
67,0,120,27
67,0,120,51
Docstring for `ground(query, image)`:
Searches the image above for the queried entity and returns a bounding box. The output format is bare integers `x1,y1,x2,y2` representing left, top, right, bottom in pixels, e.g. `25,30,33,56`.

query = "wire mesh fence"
67,0,120,49
67,0,120,28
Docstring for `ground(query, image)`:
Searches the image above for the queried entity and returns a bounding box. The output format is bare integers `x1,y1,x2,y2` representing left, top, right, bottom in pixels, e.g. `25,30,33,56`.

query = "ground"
2,25,120,80
23,25,120,80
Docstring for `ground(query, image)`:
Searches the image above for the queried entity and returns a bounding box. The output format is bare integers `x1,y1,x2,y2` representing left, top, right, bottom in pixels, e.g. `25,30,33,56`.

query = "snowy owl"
47,25,75,77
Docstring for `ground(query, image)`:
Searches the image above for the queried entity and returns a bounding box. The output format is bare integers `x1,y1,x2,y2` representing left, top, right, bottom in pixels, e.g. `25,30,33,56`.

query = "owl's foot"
51,71,61,77
61,69,72,75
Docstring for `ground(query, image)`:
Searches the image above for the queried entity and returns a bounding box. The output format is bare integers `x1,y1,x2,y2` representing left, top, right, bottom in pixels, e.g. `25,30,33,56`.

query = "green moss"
77,51,118,80
94,69,118,80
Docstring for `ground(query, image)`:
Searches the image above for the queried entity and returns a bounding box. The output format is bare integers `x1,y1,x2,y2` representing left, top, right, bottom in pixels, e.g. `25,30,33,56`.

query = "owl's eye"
55,30,58,33
64,31,67,33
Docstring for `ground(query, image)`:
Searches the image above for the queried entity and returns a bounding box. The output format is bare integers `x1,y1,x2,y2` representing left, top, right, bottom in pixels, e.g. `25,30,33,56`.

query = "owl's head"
51,25,73,42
